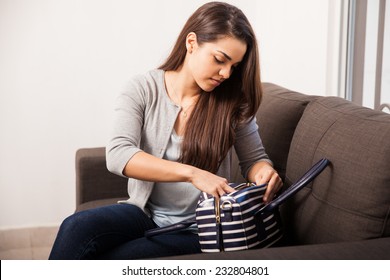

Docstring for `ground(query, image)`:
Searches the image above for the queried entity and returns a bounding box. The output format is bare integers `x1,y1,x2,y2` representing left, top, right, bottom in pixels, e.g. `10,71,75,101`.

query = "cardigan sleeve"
233,117,273,180
106,76,146,177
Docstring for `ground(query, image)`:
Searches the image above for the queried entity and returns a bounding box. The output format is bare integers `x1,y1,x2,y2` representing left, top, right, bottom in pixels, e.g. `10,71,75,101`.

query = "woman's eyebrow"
216,50,232,61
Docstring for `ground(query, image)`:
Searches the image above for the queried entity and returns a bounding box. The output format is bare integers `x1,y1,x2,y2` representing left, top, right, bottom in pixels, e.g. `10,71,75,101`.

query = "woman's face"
186,35,247,92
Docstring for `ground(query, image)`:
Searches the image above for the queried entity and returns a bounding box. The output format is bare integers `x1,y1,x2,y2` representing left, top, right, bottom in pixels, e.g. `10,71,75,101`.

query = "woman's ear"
186,32,197,54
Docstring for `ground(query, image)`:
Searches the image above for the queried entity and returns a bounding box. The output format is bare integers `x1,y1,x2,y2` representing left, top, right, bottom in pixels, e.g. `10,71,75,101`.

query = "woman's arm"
124,151,235,197
234,117,282,203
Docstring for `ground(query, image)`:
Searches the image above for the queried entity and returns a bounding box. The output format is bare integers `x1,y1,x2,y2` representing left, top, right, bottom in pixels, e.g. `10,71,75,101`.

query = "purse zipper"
215,197,221,223
215,197,224,251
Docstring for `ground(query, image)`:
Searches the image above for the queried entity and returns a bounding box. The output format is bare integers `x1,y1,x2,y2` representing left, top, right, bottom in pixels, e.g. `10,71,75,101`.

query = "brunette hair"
159,1,262,173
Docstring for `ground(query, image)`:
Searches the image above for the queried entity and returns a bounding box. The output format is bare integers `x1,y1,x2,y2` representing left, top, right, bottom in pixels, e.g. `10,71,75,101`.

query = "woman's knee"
58,210,92,235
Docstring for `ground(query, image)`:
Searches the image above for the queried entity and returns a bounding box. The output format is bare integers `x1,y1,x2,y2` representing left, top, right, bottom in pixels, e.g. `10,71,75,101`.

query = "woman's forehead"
206,37,247,63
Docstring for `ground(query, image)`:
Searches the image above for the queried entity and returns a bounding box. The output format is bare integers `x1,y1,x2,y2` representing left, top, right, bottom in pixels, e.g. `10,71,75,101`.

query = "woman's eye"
214,57,224,64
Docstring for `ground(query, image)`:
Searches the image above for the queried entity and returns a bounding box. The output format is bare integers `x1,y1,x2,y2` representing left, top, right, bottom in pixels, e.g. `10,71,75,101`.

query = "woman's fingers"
216,183,235,197
191,168,235,197
263,173,283,203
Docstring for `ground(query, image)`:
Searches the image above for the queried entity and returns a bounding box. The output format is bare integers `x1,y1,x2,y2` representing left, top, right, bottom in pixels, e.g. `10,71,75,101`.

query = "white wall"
255,0,330,96
0,0,332,229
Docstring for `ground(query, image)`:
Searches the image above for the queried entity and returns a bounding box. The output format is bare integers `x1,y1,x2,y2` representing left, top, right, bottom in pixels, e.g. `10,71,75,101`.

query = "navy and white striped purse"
145,158,330,253
196,182,283,252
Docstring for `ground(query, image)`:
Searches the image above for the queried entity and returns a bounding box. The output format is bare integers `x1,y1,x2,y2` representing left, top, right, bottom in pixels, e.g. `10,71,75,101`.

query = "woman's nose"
219,66,231,80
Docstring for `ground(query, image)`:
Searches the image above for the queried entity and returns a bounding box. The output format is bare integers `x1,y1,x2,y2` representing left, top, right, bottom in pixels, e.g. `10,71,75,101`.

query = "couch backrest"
229,83,316,183
255,83,317,181
283,96,390,244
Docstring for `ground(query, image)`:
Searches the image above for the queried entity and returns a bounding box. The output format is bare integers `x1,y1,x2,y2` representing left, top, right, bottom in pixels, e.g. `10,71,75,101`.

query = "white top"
147,130,200,230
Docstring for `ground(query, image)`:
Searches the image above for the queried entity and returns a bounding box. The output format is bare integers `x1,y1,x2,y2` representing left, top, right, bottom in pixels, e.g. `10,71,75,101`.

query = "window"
346,0,389,113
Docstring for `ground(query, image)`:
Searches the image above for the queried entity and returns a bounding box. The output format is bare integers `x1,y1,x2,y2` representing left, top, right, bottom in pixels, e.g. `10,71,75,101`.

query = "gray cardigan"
106,69,271,215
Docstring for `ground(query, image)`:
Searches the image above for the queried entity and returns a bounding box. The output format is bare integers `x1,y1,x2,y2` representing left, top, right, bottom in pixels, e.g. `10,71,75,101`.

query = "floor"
0,226,59,260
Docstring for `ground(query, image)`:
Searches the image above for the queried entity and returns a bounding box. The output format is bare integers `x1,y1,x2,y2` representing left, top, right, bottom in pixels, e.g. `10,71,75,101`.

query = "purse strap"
145,218,196,237
257,158,330,214
145,158,330,238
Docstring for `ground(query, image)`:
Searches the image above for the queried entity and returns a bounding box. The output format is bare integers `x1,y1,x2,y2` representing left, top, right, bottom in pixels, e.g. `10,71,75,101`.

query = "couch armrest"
76,147,128,209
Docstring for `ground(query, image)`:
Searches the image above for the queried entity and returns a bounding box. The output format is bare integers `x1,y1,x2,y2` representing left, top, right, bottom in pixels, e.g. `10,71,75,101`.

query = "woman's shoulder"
121,69,166,104
235,116,258,134
126,69,164,89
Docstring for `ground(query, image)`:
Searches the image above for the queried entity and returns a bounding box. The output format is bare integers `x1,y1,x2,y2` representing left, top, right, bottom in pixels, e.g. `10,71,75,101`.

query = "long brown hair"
159,1,262,173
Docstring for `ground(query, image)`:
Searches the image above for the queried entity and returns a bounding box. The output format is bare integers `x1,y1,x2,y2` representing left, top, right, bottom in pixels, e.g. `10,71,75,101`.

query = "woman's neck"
166,70,201,105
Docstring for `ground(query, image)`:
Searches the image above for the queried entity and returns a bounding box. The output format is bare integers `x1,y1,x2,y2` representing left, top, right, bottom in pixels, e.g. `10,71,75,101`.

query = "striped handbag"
196,182,282,252
145,158,330,252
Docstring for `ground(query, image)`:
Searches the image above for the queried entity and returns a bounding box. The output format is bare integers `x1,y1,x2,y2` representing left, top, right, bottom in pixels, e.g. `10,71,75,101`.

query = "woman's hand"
248,161,283,203
189,167,235,198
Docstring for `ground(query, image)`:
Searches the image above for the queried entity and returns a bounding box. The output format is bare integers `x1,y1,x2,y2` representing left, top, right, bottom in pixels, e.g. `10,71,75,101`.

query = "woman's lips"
210,78,222,86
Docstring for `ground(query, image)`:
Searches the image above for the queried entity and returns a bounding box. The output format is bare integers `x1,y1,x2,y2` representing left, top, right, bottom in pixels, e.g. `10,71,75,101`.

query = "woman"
49,1,282,260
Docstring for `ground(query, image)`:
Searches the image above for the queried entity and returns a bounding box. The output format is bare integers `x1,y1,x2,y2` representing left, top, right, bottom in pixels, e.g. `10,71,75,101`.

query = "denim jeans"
49,204,201,260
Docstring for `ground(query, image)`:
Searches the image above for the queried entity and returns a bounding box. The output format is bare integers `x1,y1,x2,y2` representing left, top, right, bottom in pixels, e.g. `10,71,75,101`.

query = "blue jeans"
49,204,201,259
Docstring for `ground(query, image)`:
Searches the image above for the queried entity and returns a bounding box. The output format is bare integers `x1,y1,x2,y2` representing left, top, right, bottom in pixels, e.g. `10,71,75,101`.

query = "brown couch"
75,83,390,259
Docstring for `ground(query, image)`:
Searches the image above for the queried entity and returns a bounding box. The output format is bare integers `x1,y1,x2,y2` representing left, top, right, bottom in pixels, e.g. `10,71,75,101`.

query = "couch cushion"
159,237,390,260
283,96,390,244
255,83,317,180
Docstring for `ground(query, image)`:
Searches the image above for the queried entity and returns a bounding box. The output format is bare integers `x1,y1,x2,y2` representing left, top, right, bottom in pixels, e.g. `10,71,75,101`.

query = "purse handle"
257,158,330,214
145,158,330,238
